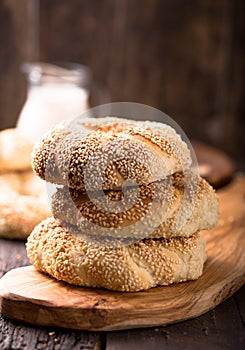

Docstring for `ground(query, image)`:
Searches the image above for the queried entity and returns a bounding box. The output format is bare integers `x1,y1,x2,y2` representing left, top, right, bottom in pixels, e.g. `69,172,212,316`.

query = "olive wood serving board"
0,175,245,331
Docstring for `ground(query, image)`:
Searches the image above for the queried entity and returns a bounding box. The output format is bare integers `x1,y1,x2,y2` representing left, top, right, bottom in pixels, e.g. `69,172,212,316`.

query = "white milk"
17,84,89,143
17,63,91,143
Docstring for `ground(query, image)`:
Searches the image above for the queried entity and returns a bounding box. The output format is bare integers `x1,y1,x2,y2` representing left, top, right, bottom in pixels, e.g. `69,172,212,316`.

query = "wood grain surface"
0,175,245,331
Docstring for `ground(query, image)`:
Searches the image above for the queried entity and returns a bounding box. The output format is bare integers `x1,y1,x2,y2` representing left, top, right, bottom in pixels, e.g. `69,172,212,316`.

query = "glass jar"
17,62,91,143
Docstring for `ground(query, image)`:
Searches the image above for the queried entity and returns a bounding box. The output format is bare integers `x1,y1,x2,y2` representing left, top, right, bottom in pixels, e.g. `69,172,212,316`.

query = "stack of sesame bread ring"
26,117,219,292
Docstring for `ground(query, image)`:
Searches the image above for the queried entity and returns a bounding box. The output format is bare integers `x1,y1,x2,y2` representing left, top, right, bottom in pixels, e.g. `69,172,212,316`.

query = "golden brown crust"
31,117,191,190
51,172,219,240
0,171,51,239
26,217,207,292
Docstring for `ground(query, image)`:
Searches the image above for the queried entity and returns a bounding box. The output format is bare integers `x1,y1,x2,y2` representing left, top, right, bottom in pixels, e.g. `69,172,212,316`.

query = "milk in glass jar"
17,62,91,143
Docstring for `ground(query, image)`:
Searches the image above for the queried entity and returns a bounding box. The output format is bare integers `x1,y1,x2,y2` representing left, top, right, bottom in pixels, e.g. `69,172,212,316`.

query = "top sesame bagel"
32,117,191,190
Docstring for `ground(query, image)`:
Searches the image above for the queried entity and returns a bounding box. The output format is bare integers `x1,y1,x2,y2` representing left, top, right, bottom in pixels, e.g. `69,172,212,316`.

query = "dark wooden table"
0,237,244,350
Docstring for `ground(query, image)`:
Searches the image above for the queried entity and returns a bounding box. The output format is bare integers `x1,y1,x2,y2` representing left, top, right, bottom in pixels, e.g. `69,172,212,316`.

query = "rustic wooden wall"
0,0,28,130
0,0,244,157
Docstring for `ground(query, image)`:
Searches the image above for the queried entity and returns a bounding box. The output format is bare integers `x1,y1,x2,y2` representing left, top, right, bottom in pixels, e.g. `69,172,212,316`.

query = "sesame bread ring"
0,128,33,173
31,117,191,190
51,172,219,240
0,171,51,239
26,217,207,292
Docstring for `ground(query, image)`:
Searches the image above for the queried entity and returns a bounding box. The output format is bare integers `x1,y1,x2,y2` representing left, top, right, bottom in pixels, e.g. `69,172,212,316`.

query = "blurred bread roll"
0,170,50,239
0,128,33,172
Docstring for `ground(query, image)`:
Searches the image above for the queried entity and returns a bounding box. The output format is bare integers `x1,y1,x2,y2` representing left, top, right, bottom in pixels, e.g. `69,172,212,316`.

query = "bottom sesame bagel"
26,217,207,292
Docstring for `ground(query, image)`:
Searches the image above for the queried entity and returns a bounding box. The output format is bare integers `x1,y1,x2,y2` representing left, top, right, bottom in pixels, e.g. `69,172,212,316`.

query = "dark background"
0,0,244,159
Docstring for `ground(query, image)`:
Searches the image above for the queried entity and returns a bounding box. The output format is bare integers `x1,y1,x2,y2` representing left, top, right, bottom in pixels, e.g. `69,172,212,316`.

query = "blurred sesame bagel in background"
0,170,50,239
0,128,50,239
0,128,33,173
